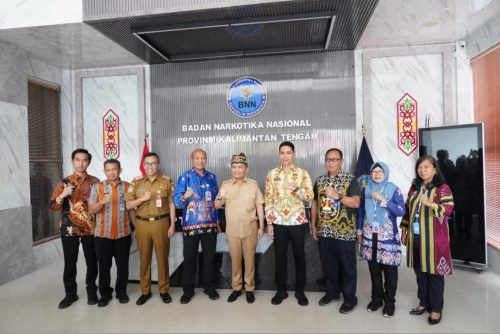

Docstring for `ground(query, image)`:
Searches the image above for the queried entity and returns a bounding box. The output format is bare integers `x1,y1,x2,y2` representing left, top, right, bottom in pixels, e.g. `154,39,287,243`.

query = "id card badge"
413,221,420,235
372,221,380,233
205,186,212,202
156,190,162,208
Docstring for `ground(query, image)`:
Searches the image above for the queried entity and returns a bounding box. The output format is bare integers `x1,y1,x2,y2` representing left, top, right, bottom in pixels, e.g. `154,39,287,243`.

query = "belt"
136,214,168,222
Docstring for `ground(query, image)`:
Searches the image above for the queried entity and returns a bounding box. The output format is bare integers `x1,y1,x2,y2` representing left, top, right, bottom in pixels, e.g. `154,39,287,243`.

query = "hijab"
364,161,398,227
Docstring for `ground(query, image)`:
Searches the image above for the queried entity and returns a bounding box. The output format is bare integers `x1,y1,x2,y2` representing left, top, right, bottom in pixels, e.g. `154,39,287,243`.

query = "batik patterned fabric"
400,184,454,275
313,171,361,241
264,165,313,226
88,180,132,239
50,172,99,236
358,188,405,266
173,168,219,236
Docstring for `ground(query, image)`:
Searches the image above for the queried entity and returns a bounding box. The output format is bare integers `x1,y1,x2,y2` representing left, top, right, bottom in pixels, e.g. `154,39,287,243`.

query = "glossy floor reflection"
1,254,500,333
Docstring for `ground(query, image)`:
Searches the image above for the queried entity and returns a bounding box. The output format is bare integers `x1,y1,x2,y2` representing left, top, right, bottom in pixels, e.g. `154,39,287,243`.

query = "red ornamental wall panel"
103,109,120,159
397,93,418,156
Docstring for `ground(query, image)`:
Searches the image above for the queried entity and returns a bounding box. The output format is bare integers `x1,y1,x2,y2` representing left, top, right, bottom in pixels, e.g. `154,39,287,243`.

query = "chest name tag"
413,221,420,235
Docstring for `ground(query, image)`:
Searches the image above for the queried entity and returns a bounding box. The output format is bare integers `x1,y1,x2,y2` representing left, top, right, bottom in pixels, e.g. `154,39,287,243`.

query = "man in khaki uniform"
214,153,265,303
125,152,175,306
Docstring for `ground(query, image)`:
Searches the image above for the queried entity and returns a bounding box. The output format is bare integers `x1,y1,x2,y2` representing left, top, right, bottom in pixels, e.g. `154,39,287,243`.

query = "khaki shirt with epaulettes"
219,177,264,238
125,175,173,218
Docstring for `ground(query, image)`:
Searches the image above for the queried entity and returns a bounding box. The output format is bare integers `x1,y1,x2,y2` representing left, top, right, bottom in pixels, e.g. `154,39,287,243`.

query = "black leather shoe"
366,300,383,312
246,291,255,304
160,292,172,304
409,306,427,315
383,304,395,317
271,291,288,305
98,295,112,307
180,291,194,304
58,295,78,309
87,294,99,306
319,294,338,306
227,290,242,303
204,289,219,300
340,301,357,314
136,292,152,306
117,294,129,304
428,313,442,325
295,291,309,306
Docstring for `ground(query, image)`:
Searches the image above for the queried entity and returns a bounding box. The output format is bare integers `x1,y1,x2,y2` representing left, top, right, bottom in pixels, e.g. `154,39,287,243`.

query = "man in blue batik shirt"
173,148,220,304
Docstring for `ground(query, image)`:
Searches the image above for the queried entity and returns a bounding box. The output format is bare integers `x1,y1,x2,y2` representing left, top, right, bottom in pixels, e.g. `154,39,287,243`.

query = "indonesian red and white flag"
139,138,149,176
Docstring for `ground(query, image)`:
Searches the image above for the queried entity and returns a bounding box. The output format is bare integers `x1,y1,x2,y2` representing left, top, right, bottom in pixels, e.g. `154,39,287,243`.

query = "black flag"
354,137,374,189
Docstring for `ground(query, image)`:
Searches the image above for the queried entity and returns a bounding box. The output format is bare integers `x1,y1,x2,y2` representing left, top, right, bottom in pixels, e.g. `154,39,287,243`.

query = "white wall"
359,44,464,196
0,0,82,29
75,67,146,183
82,74,140,181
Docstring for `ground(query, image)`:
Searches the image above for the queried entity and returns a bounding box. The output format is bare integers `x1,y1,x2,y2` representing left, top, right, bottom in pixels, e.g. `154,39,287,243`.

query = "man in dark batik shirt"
50,148,99,309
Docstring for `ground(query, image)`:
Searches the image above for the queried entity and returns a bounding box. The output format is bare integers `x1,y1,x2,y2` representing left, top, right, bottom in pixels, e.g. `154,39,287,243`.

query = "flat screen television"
419,123,487,270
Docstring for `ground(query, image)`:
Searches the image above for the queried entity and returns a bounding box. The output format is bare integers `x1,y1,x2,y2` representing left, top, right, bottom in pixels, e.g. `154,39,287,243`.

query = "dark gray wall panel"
151,50,357,187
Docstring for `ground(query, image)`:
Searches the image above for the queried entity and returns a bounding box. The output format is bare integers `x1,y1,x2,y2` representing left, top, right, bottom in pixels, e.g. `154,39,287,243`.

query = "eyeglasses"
143,162,158,167
371,170,384,174
324,158,342,164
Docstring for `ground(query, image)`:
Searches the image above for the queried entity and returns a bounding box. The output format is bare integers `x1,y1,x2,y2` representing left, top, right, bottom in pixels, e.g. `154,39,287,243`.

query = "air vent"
132,12,335,61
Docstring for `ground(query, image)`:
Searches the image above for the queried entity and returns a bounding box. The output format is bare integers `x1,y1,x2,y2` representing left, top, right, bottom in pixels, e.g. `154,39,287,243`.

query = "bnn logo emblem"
227,77,267,118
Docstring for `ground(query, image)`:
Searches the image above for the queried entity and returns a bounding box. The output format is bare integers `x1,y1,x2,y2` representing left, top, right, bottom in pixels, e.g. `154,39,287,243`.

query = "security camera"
458,40,466,48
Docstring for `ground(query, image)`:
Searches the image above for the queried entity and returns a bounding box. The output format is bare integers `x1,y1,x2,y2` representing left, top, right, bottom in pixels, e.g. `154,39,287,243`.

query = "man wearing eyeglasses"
125,152,176,306
310,148,361,314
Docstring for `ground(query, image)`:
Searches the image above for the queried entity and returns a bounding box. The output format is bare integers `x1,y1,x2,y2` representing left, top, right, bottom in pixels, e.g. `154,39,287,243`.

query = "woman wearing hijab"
400,155,454,325
357,162,405,318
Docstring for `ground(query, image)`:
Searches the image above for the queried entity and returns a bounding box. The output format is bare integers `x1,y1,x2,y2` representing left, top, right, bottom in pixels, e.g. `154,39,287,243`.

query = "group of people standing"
49,142,454,326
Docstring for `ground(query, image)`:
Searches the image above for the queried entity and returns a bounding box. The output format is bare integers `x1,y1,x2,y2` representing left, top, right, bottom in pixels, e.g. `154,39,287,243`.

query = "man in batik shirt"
50,148,99,309
311,148,361,314
265,141,313,306
173,148,220,304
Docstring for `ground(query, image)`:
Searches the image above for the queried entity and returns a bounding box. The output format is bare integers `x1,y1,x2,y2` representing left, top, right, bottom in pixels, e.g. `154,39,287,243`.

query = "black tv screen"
419,123,486,268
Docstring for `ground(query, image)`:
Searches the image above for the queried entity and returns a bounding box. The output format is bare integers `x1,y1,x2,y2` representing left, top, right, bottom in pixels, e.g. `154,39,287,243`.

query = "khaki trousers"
226,234,258,291
135,218,170,294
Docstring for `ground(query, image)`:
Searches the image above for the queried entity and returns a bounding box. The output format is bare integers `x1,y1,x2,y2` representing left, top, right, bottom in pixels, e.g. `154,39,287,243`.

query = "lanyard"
370,184,386,223
414,186,428,222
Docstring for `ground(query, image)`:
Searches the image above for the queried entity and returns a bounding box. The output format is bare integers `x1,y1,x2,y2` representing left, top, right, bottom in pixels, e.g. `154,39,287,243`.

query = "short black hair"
413,155,447,188
71,148,92,162
104,159,121,169
325,148,343,159
279,141,295,152
144,152,160,163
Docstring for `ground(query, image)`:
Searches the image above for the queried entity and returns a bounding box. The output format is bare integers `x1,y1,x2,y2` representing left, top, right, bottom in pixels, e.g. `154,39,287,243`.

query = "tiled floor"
1,254,500,333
